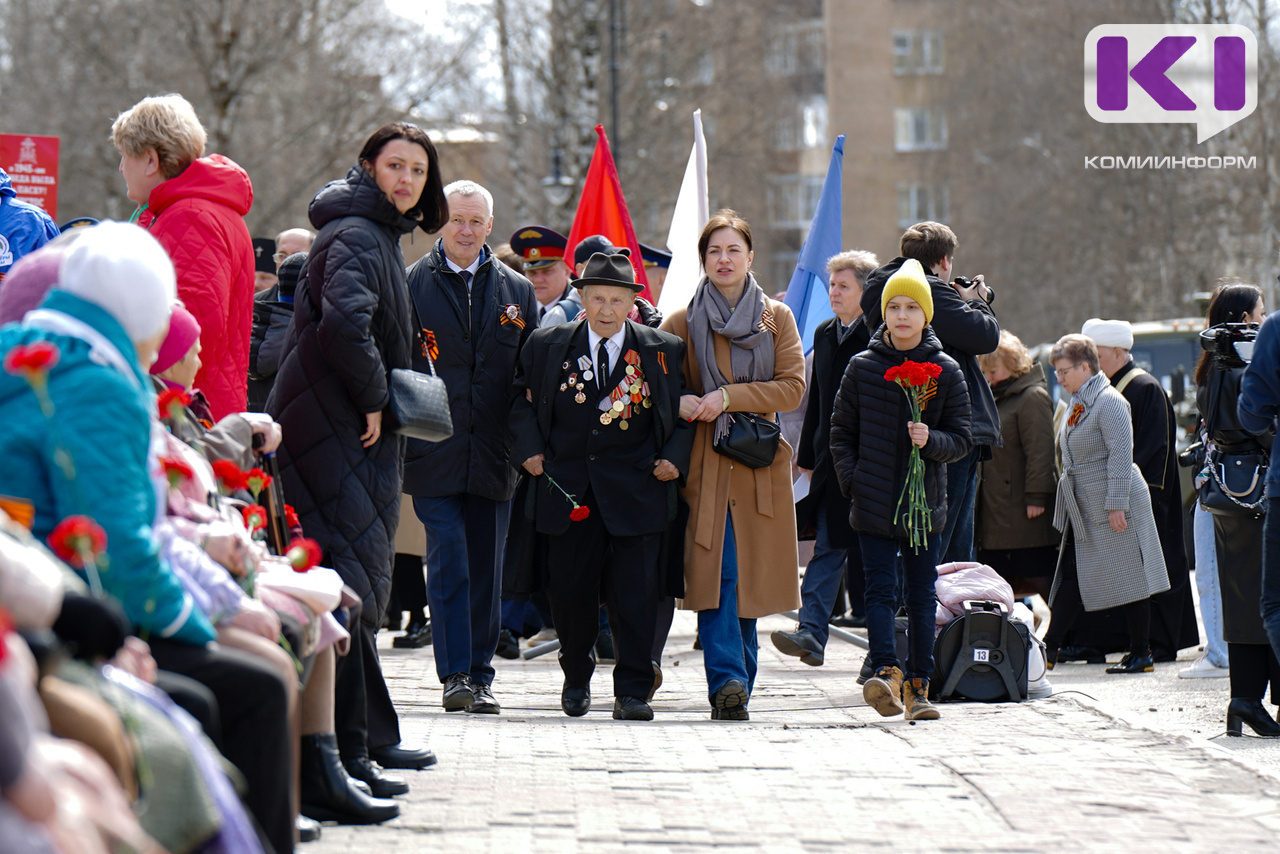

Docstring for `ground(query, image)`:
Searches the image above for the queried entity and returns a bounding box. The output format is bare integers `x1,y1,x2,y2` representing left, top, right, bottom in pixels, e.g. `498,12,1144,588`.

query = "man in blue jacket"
404,181,538,715
1238,312,1280,664
0,167,60,285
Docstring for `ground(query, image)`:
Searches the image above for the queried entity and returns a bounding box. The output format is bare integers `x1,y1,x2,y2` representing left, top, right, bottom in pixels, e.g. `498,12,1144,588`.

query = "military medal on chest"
596,348,648,429
577,354,594,384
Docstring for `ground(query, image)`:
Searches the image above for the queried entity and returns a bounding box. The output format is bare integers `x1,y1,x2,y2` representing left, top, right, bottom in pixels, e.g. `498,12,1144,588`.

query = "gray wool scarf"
686,273,775,441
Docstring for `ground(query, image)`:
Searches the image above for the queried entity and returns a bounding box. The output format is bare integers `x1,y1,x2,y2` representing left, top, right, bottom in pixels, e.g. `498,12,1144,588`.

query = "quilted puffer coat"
142,155,255,421
829,326,973,540
266,166,418,626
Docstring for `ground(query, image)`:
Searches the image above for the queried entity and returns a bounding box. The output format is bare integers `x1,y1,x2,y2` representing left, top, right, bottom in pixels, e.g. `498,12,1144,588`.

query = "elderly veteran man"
1067,318,1195,662
510,252,694,720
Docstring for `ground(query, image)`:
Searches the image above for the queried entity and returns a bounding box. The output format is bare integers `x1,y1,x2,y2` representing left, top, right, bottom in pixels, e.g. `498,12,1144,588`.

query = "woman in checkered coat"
1043,334,1169,673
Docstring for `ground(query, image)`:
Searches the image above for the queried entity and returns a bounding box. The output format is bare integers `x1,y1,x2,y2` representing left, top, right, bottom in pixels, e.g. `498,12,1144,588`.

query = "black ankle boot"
1226,698,1280,738
299,734,400,824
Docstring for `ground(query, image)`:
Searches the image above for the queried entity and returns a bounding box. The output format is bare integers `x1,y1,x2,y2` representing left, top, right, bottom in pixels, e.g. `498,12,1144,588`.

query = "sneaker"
770,628,825,666
1178,656,1229,679
495,628,520,660
902,677,940,721
442,673,474,711
467,682,501,715
862,665,905,717
526,627,558,646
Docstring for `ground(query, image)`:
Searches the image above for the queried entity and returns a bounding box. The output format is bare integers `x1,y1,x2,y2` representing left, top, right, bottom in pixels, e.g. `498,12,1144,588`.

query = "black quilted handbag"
387,355,452,443
712,412,780,469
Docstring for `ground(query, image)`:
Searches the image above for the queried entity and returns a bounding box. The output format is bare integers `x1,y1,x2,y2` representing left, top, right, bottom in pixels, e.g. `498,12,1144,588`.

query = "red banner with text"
0,134,60,220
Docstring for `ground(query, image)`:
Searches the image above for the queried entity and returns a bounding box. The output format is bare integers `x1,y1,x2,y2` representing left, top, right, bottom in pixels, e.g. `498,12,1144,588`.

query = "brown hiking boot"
902,677,941,721
862,665,904,716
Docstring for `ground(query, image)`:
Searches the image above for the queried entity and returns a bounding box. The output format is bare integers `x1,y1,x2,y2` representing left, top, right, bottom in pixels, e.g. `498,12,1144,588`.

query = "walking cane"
257,450,290,556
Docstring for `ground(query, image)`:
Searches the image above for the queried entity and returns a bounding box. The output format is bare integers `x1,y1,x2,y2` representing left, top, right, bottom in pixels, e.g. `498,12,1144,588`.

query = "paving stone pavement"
305,611,1280,853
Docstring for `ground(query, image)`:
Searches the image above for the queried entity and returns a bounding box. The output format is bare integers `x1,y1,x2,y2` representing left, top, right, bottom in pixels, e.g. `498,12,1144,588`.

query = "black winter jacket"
829,326,973,540
402,241,538,501
267,166,419,626
861,256,1001,448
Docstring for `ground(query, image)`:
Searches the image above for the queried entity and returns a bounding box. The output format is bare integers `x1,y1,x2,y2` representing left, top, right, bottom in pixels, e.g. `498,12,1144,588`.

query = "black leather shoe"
647,661,662,702
299,735,399,825
771,628,825,666
1227,698,1280,737
857,658,873,685
613,695,654,721
495,627,520,660
1058,645,1107,664
296,814,322,842
369,743,438,770
343,755,409,798
392,617,432,649
831,614,866,628
711,707,749,721
562,684,591,717
442,672,474,711
1105,653,1154,674
467,682,501,715
712,678,748,712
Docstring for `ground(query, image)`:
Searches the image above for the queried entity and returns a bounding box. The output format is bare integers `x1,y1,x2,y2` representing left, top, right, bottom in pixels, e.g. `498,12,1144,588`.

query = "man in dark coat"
403,180,537,714
510,252,693,720
861,221,1000,564
774,249,878,666
1067,319,1197,660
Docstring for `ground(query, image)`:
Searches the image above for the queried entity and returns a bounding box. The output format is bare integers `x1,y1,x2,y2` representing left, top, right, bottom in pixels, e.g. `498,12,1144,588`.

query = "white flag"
657,109,709,314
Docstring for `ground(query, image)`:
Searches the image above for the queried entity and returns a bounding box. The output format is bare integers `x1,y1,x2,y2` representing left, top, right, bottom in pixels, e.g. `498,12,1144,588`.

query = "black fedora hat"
573,252,642,293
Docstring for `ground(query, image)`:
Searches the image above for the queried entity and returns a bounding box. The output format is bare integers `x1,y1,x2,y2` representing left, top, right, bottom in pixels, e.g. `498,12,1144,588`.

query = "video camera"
1198,322,1258,365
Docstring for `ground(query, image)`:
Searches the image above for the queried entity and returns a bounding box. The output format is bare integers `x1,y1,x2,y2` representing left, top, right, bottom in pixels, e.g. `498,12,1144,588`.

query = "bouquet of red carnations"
884,360,943,551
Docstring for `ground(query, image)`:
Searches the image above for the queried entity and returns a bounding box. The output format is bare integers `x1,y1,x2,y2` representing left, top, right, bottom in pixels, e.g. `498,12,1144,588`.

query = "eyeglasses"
272,252,287,264
1053,363,1082,380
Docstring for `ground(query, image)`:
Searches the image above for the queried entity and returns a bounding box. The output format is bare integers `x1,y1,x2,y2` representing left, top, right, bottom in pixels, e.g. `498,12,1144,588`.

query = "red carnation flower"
284,504,300,529
244,467,272,499
211,460,247,493
3,341,60,379
157,388,193,420
569,505,591,522
160,456,195,488
48,515,108,568
242,504,268,533
286,537,323,572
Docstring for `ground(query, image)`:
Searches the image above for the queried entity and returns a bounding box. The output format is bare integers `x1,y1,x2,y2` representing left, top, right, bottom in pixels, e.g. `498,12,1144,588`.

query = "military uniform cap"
510,225,568,270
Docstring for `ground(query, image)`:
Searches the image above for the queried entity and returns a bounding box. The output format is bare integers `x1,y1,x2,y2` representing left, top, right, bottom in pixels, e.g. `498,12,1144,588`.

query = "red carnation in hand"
0,607,12,668
242,504,268,533
286,537,323,572
3,341,60,380
284,504,300,529
160,456,195,488
244,467,272,499
157,388,193,420
212,460,247,493
569,505,591,522
48,515,108,568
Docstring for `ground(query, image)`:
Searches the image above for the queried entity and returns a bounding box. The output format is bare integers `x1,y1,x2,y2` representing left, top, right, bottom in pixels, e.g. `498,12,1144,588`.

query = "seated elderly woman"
0,223,295,854
1042,334,1169,674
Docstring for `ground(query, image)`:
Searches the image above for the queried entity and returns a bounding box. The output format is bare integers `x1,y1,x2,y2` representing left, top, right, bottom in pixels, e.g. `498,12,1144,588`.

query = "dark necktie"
459,269,473,291
597,340,610,393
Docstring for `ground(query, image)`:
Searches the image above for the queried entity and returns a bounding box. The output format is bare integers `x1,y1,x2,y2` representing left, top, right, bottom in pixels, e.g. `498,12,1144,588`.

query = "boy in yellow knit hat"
827,258,973,720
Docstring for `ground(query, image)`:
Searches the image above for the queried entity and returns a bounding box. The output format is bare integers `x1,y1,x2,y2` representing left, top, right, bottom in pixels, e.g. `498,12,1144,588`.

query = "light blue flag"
782,134,845,353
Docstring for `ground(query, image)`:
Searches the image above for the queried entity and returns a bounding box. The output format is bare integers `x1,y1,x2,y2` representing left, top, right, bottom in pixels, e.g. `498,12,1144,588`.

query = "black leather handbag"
712,412,780,469
388,295,454,443
1200,448,1266,517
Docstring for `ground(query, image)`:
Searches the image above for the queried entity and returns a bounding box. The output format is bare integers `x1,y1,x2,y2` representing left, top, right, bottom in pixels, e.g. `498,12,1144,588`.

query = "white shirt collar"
445,254,482,279
587,324,627,372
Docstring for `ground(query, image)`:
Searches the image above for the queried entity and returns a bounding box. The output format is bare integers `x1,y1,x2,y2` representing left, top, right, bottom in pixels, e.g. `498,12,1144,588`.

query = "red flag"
564,125,650,301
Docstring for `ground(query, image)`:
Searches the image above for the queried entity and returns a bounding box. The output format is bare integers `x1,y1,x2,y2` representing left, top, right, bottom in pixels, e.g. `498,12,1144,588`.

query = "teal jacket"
0,290,215,645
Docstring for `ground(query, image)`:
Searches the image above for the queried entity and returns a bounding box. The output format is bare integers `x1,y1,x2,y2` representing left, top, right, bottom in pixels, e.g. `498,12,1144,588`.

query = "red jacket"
143,155,254,420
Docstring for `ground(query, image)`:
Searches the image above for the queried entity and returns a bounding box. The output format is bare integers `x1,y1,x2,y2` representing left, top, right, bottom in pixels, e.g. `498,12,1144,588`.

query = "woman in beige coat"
661,210,804,720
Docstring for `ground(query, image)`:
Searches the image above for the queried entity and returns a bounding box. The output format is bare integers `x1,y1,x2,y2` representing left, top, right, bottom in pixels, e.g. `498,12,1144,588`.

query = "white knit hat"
1081,317,1133,350
58,221,177,343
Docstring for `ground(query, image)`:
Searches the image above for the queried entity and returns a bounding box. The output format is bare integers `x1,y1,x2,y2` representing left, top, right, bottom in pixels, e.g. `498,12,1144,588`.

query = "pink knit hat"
150,304,201,375
0,243,69,326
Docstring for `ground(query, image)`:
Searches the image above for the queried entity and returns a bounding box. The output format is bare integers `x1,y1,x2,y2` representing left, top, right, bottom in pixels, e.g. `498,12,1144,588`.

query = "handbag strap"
405,281,440,379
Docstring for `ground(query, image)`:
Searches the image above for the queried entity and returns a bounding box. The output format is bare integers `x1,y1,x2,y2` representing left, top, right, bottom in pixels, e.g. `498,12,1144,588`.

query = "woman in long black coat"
267,122,448,779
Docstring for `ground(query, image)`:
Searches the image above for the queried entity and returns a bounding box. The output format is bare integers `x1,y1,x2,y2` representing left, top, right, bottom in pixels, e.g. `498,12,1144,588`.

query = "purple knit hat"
0,243,69,326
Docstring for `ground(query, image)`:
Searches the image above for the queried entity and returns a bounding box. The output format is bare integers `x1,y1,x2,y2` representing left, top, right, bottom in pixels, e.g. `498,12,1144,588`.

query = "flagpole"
657,110,709,313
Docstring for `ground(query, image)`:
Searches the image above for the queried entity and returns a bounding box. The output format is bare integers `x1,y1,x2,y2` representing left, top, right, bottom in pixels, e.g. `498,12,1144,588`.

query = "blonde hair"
826,250,879,285
110,94,207,179
978,330,1033,378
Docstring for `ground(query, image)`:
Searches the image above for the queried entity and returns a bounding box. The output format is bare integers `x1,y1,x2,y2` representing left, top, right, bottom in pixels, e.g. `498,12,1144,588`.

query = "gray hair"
826,249,880,285
443,180,494,219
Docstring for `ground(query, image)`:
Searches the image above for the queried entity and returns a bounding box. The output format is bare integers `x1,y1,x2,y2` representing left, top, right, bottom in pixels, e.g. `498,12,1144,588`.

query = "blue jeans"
861,531,939,680
939,447,981,564
698,518,758,705
1261,497,1280,665
1193,504,1229,668
799,512,855,648
415,494,511,685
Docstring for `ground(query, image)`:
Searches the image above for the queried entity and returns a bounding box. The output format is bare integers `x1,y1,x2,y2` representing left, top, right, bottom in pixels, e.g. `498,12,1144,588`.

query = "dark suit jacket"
795,315,869,548
510,319,694,537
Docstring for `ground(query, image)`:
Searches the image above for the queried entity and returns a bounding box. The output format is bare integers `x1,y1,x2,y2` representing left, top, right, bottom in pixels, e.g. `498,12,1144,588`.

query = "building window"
766,20,825,77
769,174,826,229
893,30,944,75
897,184,949,228
894,107,947,151
773,95,828,151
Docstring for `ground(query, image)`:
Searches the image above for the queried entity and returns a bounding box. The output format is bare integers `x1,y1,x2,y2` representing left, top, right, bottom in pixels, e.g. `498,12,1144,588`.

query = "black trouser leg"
1125,598,1151,657
1045,542,1084,651
391,552,428,620
361,621,402,750
652,596,675,663
1230,643,1270,700
150,639,293,854
545,508,607,689
155,670,221,750
603,533,661,700
334,618,370,761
